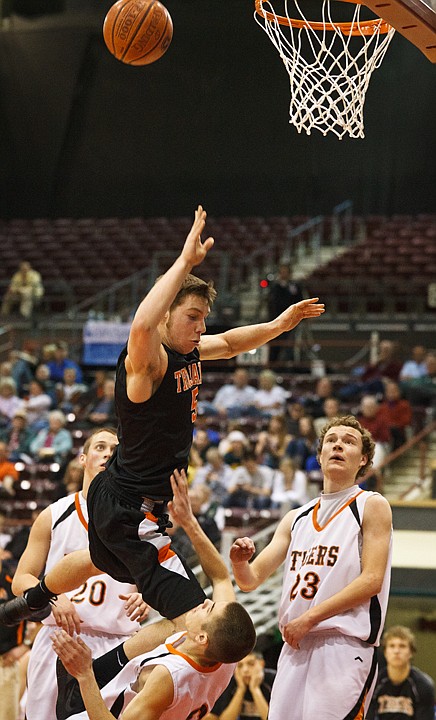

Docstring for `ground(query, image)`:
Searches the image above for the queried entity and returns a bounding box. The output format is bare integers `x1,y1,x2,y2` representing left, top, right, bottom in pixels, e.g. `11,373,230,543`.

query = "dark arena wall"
0,0,435,219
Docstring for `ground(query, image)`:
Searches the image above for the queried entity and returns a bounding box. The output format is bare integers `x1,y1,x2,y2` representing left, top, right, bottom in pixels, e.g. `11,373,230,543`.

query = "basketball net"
255,0,396,139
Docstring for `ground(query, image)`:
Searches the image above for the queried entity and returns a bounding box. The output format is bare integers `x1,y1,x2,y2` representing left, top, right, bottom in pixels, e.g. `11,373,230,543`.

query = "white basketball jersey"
278,489,392,646
44,491,141,635
66,631,236,720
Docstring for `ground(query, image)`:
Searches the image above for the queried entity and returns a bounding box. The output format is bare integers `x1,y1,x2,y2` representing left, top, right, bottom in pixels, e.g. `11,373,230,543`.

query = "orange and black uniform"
87,344,206,619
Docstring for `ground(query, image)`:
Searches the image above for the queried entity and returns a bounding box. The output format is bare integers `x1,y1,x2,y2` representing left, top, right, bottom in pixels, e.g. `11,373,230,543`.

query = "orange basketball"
103,0,173,66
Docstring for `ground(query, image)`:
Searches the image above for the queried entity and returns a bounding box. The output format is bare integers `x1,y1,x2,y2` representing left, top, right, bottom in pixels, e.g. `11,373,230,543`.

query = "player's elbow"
365,572,384,596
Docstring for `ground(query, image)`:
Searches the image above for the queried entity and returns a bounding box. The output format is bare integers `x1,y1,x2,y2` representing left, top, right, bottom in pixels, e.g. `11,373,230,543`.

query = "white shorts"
269,633,378,720
25,625,129,720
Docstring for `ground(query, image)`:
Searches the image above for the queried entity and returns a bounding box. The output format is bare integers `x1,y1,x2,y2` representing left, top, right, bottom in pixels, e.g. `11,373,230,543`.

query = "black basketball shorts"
87,470,206,620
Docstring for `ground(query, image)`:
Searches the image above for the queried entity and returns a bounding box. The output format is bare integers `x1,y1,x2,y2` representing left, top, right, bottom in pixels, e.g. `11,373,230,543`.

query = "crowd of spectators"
0,335,434,586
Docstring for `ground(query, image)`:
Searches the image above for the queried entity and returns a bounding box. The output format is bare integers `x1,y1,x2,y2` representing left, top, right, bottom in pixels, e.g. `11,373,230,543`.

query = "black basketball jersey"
107,343,202,499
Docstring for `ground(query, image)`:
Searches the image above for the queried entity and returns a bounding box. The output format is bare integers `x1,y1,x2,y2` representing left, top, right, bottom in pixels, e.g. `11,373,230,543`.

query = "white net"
255,0,396,139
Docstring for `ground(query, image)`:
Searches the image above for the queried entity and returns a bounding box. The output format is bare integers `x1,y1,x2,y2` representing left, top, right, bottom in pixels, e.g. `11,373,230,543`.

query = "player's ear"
195,630,209,649
359,454,368,468
78,452,87,468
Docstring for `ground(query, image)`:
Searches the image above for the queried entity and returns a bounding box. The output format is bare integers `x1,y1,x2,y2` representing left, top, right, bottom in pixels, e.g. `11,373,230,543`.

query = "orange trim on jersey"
353,698,365,719
17,621,24,645
74,492,88,531
145,511,158,522
166,633,222,673
158,543,176,563
312,490,365,532
5,574,13,583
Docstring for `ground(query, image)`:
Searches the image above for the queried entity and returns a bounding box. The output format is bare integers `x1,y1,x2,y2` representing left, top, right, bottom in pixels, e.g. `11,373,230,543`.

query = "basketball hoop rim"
255,0,393,35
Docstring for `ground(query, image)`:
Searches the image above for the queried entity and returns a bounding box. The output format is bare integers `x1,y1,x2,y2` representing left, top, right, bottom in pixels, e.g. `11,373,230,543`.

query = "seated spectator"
0,378,24,429
225,449,274,510
219,428,250,469
0,408,33,462
285,415,320,472
191,427,215,466
339,339,403,401
192,446,235,506
357,395,391,470
206,650,276,720
10,341,39,397
210,368,258,419
378,381,412,450
400,352,436,415
367,625,435,720
33,363,57,404
271,456,309,511
0,440,18,496
77,377,116,428
0,260,44,319
46,341,83,384
255,414,293,469
284,399,305,436
399,344,428,381
55,367,88,415
313,396,341,436
22,379,52,432
29,409,73,467
303,376,335,419
73,369,108,420
254,369,289,418
168,483,221,564
61,457,84,495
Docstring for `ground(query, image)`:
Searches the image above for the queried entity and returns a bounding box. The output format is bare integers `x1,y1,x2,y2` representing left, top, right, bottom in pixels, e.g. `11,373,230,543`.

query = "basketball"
103,0,173,66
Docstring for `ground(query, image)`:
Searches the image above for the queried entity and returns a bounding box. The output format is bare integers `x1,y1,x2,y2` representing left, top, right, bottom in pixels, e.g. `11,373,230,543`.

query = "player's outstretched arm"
199,298,325,360
127,205,214,375
169,469,233,602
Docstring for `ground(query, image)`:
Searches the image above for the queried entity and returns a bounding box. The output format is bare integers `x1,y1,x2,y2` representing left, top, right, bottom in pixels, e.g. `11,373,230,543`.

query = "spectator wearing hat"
219,429,250,469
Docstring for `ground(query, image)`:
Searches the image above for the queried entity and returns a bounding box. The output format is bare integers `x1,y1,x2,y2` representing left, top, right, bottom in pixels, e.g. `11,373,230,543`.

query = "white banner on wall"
82,321,130,366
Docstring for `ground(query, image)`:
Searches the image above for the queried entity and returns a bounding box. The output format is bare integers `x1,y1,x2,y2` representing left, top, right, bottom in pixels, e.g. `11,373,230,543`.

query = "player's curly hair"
316,415,375,479
204,602,256,664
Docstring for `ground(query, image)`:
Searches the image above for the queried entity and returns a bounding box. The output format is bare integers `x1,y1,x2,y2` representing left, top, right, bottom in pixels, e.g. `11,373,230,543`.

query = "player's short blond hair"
82,427,117,454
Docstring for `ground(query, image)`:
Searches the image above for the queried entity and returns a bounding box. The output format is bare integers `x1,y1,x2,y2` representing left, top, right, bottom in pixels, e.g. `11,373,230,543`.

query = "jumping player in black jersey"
0,205,324,646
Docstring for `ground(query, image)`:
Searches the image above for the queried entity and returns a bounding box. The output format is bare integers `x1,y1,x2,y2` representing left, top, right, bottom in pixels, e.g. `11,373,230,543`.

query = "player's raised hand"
181,205,214,268
277,297,325,332
51,629,92,681
168,468,194,527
